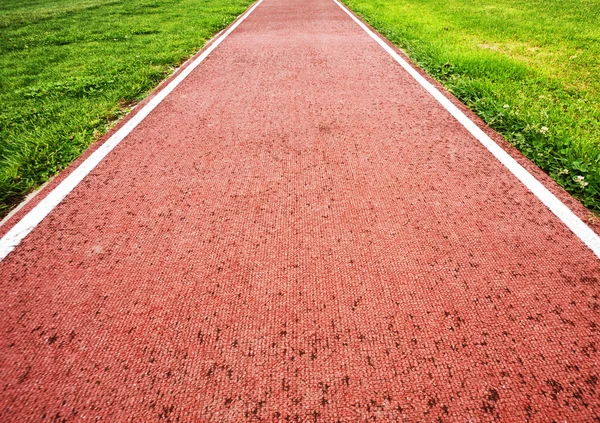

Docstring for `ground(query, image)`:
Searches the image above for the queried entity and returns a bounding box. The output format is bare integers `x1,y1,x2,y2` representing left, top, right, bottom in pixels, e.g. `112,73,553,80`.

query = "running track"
2,0,600,420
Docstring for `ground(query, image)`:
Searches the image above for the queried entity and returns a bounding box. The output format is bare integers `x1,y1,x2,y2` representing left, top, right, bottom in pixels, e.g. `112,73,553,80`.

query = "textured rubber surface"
1,0,600,420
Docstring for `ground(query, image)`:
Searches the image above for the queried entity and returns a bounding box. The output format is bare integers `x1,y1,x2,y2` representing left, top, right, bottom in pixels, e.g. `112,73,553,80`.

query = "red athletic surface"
2,0,600,420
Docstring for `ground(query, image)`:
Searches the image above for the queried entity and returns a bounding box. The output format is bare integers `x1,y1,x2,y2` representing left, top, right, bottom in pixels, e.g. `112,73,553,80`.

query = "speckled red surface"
1,0,600,421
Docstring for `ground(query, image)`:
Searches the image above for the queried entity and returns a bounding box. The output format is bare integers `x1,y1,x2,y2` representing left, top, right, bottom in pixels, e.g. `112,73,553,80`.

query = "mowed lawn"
345,0,600,212
0,0,253,216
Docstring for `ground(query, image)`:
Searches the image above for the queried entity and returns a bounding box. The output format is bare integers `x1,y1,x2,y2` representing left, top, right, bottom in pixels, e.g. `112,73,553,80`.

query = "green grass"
0,0,253,216
344,0,600,212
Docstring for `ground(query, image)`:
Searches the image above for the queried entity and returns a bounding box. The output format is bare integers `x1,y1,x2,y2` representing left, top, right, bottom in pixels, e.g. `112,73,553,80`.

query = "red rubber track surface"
2,0,600,420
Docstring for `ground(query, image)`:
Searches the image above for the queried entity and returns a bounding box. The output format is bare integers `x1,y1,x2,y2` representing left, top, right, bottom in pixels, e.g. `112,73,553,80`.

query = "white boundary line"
0,0,264,261
333,0,600,258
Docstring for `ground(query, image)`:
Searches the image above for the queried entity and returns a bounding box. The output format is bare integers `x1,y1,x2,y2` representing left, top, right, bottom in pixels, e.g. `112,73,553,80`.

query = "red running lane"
2,0,600,420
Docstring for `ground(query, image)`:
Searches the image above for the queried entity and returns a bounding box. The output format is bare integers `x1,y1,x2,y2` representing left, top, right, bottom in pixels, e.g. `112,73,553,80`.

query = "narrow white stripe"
0,0,264,261
333,0,600,258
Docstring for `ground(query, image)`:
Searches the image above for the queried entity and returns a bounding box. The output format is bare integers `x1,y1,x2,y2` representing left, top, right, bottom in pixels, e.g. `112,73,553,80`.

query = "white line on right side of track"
333,0,600,259
0,0,265,262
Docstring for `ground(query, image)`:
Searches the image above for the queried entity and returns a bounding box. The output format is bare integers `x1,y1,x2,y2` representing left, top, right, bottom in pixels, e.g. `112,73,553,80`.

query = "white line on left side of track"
333,0,600,259
0,0,265,262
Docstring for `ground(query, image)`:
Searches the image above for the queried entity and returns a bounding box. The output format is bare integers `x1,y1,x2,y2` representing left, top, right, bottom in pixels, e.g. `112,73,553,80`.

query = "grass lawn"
344,0,600,212
0,0,253,217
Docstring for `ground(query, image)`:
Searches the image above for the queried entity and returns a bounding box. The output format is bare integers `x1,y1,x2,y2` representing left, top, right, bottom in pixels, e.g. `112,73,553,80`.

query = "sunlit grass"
344,0,600,211
0,0,253,216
